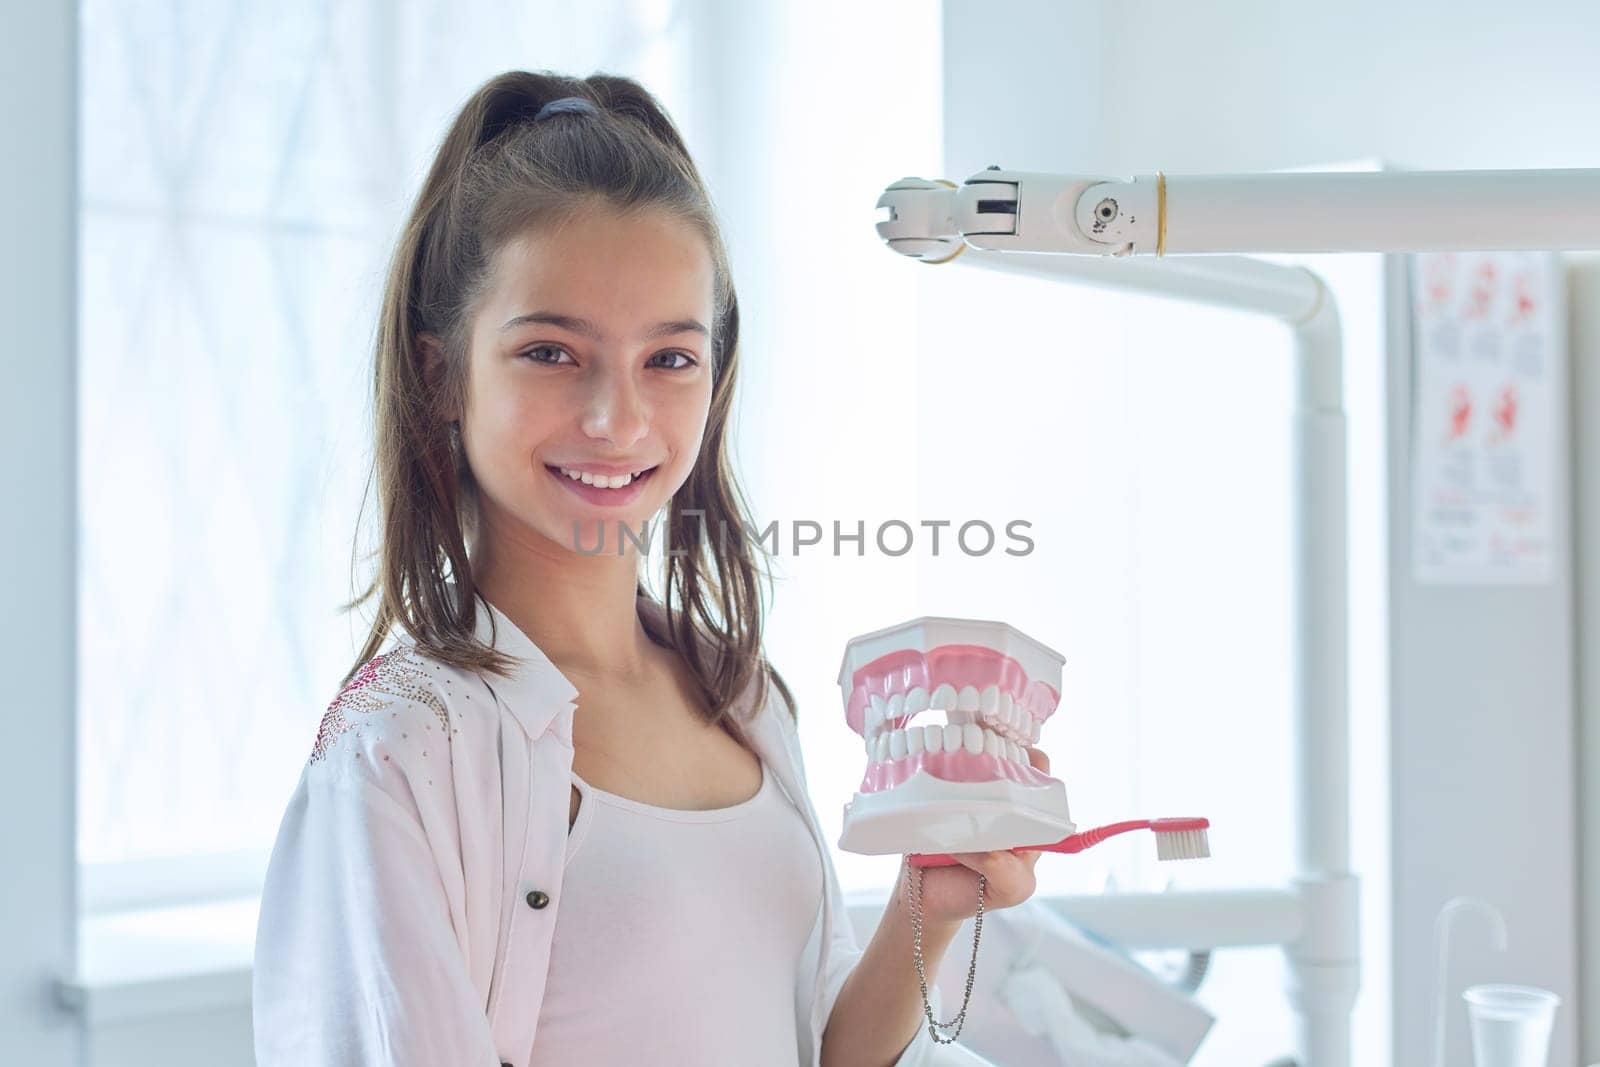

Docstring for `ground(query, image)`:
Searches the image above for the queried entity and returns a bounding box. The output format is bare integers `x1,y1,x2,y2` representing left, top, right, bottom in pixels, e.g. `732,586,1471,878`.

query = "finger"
955,849,1028,881
950,850,1003,877
1026,745,1050,774
1003,847,1040,878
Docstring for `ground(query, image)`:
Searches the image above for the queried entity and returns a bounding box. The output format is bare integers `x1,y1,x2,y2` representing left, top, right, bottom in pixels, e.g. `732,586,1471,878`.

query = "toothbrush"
906,817,1211,868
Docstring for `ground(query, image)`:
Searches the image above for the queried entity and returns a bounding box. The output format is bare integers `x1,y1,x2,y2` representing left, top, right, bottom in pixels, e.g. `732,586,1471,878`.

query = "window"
76,0,703,899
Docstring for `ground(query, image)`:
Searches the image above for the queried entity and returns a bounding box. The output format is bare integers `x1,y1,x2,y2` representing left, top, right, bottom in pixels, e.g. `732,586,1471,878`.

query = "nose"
579,364,649,449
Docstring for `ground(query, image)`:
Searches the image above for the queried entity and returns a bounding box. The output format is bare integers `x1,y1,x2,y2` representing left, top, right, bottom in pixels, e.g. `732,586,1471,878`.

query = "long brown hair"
340,70,794,727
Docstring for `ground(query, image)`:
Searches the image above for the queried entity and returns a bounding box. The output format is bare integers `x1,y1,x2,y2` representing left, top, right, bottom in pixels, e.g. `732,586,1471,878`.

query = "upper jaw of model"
850,648,1056,790
837,616,1076,856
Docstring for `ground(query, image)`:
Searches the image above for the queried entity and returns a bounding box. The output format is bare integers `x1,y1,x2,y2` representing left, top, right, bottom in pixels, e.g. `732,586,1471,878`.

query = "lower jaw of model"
836,618,1077,857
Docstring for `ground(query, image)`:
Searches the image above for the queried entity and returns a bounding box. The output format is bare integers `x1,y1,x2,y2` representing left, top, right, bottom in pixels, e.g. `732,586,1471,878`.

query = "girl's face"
459,205,716,558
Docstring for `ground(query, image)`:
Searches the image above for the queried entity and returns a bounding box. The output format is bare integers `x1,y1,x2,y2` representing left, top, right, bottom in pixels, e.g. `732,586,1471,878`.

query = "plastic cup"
1462,984,1560,1067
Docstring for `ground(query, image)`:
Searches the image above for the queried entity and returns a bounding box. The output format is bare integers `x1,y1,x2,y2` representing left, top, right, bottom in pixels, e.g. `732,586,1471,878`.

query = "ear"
416,332,461,422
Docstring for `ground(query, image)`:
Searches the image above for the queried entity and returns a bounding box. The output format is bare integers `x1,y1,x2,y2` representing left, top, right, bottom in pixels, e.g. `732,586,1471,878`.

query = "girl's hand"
893,745,1051,927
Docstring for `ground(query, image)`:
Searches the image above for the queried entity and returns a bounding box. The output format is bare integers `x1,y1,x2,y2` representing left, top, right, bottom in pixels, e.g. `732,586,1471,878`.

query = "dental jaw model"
839,616,1074,857
838,616,1212,1046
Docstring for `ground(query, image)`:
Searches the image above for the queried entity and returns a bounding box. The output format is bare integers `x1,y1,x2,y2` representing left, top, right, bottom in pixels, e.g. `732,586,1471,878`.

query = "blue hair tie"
534,96,599,122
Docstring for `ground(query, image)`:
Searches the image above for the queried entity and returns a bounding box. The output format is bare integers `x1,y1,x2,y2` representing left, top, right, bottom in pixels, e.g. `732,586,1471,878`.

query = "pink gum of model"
844,643,1060,791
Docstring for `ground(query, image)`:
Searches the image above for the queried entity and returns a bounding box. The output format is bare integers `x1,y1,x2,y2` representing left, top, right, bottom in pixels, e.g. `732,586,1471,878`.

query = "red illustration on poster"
1448,385,1473,441
1410,251,1561,584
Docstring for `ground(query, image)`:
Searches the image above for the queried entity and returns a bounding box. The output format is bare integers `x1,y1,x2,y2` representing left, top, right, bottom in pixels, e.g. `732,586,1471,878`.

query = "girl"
252,69,1049,1067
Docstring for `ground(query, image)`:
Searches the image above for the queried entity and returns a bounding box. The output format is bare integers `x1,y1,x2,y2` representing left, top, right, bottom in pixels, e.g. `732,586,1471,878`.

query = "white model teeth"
559,466,647,488
947,684,981,725
867,724,1034,767
866,695,886,742
863,682,1044,753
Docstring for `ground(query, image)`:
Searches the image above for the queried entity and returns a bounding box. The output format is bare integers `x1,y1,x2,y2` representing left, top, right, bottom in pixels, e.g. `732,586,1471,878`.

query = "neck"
469,517,660,682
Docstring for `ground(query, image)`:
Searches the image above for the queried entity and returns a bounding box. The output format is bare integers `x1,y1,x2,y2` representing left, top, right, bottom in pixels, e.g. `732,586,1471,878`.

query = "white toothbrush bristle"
1155,828,1210,861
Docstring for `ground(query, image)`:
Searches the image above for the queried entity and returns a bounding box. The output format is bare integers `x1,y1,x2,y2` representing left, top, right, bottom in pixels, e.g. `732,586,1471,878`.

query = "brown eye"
522,345,574,365
650,351,696,370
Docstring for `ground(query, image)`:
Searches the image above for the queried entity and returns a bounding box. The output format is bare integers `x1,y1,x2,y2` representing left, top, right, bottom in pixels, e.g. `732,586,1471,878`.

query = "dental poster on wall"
1410,250,1565,584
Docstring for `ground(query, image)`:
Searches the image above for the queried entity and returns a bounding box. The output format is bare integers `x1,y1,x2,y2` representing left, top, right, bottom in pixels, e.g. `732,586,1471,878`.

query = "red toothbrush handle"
907,833,1083,868
907,851,976,868
907,818,1208,868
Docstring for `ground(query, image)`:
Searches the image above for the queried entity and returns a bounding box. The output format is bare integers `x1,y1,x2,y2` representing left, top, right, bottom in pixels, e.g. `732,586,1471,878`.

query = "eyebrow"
499,311,709,341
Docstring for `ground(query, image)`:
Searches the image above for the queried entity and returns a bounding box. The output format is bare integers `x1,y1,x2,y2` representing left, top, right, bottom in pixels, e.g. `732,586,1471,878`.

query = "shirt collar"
462,585,581,741
462,583,759,743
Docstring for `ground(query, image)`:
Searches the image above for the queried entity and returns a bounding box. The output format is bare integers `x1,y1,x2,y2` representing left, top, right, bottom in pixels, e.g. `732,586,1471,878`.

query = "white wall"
1571,254,1600,1067
1382,248,1578,1067
943,1,1595,1065
0,3,81,1066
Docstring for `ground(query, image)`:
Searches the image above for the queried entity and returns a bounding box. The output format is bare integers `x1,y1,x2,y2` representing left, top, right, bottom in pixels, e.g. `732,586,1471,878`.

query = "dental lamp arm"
875,167,1600,260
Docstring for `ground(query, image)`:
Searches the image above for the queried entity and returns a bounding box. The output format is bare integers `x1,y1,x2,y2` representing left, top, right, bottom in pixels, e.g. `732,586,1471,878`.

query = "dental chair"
848,892,1215,1065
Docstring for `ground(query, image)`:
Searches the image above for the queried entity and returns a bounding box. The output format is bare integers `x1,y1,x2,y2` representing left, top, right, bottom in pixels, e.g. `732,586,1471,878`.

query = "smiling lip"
548,461,656,477
545,463,658,507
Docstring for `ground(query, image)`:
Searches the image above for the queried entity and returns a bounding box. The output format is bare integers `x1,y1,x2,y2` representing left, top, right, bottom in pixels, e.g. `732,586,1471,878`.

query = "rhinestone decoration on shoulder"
308,645,451,765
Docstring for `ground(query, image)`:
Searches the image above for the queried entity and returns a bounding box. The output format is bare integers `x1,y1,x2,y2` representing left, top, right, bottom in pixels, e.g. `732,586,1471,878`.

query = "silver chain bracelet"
904,857,986,1044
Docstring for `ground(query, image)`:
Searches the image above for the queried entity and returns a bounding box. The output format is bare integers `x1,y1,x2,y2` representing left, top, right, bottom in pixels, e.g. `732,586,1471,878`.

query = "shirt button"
525,889,550,909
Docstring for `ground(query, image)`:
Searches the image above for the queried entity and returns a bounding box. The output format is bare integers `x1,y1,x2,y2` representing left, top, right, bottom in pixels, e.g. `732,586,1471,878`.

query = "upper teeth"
559,466,646,489
864,684,1040,752
867,722,1034,766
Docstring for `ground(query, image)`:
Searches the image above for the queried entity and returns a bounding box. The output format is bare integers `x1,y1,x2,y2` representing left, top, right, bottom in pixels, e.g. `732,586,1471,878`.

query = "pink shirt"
528,761,822,1064
252,580,962,1066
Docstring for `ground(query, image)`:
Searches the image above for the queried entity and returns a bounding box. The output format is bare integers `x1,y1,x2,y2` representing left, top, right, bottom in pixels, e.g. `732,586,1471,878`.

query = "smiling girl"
252,70,1047,1067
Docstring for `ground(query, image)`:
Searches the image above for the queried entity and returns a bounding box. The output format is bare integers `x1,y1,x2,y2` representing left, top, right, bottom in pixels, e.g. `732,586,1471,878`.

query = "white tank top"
528,755,825,1066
